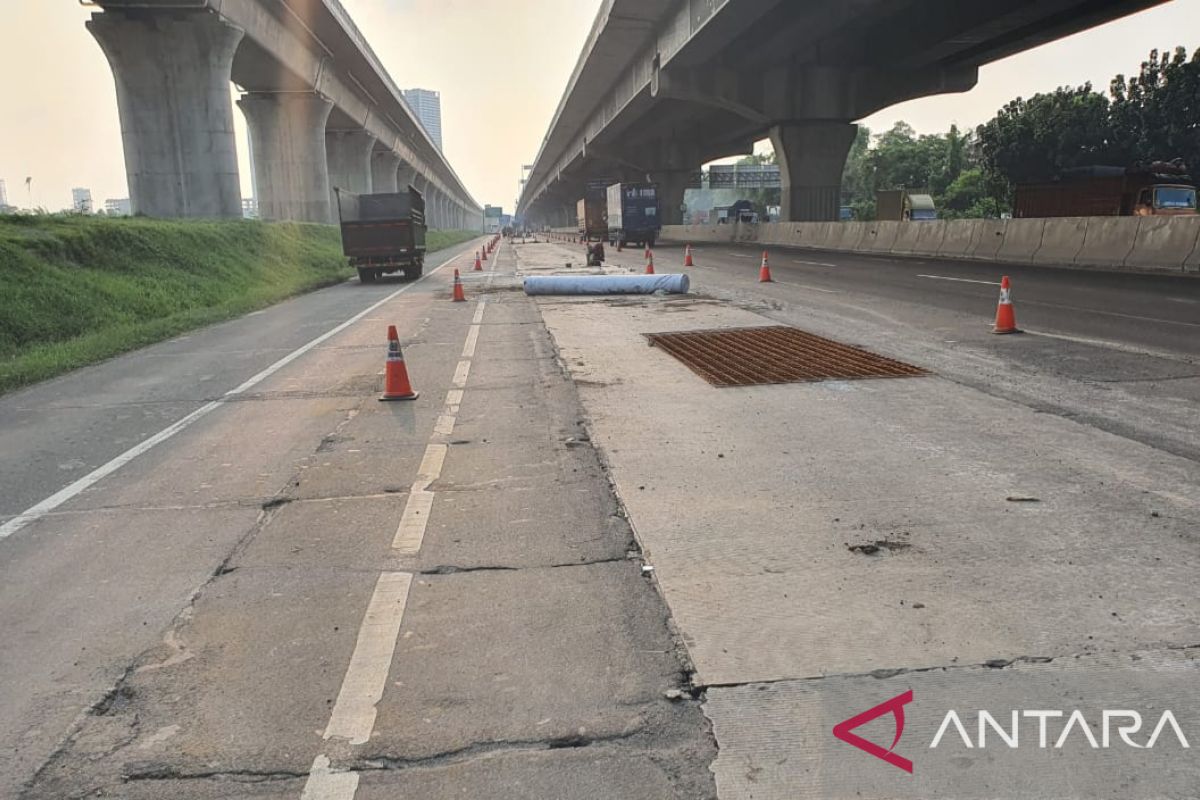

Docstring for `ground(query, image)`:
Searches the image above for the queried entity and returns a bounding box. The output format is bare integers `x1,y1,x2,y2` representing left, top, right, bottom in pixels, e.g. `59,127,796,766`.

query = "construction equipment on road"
992,275,1020,334
452,269,467,302
684,244,694,267
524,274,690,295
759,251,773,282
380,325,419,401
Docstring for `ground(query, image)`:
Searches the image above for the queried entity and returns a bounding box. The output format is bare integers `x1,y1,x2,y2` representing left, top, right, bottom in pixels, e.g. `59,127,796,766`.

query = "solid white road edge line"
0,246,478,543
917,274,1001,286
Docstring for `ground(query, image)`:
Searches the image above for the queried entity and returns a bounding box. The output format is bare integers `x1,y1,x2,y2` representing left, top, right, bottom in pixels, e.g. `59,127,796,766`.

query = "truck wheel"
358,268,376,284
404,264,423,281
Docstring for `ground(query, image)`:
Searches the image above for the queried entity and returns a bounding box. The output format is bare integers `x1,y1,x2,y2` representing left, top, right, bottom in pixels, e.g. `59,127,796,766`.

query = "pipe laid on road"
523,274,690,295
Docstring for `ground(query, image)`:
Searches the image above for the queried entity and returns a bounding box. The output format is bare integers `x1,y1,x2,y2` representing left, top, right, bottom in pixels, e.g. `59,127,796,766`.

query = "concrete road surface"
1,238,716,799
525,238,1200,798
4,230,1199,799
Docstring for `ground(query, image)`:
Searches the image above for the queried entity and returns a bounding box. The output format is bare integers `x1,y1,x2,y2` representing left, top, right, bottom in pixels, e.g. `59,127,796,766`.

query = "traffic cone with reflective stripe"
474,250,483,271
992,275,1020,334
759,251,773,282
645,250,655,275
380,326,419,401
452,269,466,302
684,244,694,267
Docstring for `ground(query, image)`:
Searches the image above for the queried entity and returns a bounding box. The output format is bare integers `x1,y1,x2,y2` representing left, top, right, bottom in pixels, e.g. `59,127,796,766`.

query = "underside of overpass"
519,0,1168,225
89,0,482,228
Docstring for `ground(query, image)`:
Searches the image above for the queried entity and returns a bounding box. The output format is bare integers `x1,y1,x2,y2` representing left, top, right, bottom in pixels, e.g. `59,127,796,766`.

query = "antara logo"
833,692,1190,774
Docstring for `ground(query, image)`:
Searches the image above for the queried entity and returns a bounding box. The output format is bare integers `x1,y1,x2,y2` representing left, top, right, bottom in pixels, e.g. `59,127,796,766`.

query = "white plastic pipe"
523,274,690,295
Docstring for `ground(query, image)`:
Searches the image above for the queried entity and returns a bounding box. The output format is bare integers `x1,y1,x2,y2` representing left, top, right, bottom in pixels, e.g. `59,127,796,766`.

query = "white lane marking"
321,572,414,744
781,282,840,294
451,360,472,388
1023,329,1197,362
0,248,471,543
432,415,456,437
301,754,358,800
472,302,487,324
445,389,464,407
917,274,1001,286
726,252,755,259
462,325,480,359
793,259,837,267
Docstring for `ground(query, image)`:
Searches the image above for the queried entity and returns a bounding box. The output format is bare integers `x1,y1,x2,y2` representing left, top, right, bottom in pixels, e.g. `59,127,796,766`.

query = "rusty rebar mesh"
645,326,929,387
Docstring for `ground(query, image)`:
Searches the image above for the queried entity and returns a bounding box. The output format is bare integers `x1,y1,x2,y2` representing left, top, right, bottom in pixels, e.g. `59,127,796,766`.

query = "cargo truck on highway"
335,186,427,283
605,182,659,249
577,193,608,242
1014,162,1197,218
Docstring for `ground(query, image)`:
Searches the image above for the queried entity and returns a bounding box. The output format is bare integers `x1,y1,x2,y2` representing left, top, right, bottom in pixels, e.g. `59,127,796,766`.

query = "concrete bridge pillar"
87,11,243,218
397,162,417,192
770,121,858,222
651,170,693,226
238,92,334,223
326,130,376,211
371,149,402,193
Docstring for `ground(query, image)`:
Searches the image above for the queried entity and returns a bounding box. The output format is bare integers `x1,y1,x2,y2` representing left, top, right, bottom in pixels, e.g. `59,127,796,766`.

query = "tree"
1110,46,1200,170
975,84,1122,186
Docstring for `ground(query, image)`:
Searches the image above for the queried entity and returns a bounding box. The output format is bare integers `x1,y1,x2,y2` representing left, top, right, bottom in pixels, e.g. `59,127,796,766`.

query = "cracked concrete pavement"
525,237,1200,798
5,239,716,799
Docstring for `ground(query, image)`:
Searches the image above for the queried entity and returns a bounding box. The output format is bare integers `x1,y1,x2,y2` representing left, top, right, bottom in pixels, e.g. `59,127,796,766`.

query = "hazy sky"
0,1,1194,213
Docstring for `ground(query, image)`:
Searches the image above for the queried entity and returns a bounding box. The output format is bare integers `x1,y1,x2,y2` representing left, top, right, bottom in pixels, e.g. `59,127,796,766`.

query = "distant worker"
587,241,605,266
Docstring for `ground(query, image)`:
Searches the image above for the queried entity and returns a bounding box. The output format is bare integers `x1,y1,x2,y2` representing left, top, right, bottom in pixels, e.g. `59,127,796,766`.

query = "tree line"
737,46,1198,220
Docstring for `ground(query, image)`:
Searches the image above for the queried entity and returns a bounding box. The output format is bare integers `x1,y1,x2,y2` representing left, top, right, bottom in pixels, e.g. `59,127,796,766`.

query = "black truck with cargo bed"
335,186,427,283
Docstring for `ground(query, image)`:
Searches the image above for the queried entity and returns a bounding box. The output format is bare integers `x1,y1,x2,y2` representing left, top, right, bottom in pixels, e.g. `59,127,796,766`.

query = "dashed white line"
0,248,471,543
321,572,414,744
917,274,1001,286
793,259,837,267
451,360,472,388
462,325,480,359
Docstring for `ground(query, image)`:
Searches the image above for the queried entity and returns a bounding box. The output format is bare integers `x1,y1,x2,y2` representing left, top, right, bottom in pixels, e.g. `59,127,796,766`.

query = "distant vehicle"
1014,162,1197,218
715,199,758,224
335,186,427,283
876,190,938,221
577,192,608,242
606,182,659,249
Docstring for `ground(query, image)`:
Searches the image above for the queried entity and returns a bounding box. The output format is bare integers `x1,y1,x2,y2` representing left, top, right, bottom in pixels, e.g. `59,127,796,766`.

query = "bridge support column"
326,130,376,211
770,121,857,222
88,11,243,218
238,92,334,223
652,170,692,226
397,162,417,192
371,149,402,193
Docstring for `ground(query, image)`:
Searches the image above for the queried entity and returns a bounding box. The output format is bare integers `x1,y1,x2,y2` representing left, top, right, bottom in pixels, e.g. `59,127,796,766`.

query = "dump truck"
605,182,660,248
1014,162,1197,218
335,186,427,283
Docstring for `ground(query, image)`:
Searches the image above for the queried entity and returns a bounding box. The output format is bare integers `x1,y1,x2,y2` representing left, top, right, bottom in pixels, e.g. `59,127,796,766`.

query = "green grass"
0,215,478,395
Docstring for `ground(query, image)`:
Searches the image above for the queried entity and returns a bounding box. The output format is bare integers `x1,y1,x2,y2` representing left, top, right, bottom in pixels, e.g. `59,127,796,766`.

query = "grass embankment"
0,216,478,394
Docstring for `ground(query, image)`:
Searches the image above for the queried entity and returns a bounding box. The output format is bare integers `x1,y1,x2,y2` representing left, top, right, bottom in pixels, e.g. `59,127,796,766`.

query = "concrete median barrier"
969,220,1008,260
1032,217,1088,266
826,222,865,251
996,218,1045,262
912,221,947,256
890,221,923,255
1126,216,1200,271
937,220,981,259
857,221,900,253
1074,217,1140,267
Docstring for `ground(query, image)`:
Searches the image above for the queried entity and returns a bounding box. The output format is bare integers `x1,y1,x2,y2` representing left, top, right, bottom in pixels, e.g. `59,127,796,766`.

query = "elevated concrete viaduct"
518,0,1167,225
89,0,482,229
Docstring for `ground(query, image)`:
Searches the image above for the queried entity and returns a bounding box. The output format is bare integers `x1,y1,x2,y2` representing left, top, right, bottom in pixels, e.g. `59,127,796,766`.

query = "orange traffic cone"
645,250,655,275
992,275,1021,334
684,244,694,267
644,245,651,261
380,325,419,401
759,251,773,282
452,269,466,302
474,251,483,271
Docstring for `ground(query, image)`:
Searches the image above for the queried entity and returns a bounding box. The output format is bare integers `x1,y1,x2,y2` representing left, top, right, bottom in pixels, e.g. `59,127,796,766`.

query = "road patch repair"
516,237,1200,798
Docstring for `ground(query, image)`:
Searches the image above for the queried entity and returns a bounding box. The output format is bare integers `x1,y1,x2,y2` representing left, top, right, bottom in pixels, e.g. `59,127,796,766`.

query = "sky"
0,0,1195,213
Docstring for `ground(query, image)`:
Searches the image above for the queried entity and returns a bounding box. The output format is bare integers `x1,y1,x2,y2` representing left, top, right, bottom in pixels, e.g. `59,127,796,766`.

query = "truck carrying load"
336,186,427,283
1014,162,1197,218
605,182,660,248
